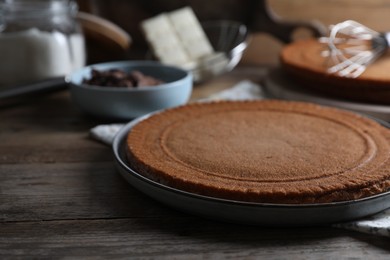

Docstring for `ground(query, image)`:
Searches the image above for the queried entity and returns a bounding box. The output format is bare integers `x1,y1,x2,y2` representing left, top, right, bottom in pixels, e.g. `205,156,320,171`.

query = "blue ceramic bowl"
68,61,193,120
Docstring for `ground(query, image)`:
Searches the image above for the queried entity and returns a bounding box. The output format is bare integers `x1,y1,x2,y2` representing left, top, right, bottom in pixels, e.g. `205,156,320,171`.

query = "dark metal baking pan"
263,69,390,122
112,112,390,227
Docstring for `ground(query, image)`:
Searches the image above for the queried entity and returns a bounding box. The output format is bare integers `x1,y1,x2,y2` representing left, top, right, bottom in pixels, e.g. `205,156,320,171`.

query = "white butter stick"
141,14,193,67
168,7,214,61
141,7,228,76
141,6,215,70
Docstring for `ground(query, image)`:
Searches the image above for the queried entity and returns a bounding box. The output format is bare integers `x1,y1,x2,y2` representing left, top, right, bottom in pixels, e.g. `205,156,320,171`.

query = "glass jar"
0,0,86,86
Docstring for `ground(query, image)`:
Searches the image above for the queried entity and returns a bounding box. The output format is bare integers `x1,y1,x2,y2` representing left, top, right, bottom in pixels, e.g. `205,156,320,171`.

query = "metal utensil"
320,20,390,78
0,77,67,100
191,20,249,82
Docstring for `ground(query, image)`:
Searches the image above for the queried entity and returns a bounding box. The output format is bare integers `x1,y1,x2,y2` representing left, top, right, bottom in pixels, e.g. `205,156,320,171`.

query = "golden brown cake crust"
126,100,390,204
280,39,390,104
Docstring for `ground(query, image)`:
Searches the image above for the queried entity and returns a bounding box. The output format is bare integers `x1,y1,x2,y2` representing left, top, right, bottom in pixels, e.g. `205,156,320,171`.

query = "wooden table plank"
0,161,181,222
0,219,389,258
1,66,390,258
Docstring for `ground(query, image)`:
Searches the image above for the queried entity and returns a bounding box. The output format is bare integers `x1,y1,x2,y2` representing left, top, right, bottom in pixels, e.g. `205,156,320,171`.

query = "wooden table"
1,66,389,258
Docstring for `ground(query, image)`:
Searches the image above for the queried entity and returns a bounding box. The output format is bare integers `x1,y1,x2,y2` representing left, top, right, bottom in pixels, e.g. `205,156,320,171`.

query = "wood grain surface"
77,0,390,66
1,66,389,258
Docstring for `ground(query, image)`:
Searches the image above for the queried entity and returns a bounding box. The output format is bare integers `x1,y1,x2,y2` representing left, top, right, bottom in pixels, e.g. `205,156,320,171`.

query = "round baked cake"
280,39,390,104
126,100,390,204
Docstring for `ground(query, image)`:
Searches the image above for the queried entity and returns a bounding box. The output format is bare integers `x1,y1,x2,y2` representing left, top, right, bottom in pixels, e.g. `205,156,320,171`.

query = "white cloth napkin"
90,80,390,237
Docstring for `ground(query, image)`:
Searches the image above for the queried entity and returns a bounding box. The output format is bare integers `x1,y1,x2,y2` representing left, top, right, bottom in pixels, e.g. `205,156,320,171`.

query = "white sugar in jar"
0,0,86,87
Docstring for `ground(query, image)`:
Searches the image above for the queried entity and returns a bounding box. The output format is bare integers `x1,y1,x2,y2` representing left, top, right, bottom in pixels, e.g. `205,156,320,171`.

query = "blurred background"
75,0,390,66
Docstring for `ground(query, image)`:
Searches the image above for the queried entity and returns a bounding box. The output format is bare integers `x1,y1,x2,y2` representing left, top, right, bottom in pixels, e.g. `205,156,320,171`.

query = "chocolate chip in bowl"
67,60,193,120
83,69,165,88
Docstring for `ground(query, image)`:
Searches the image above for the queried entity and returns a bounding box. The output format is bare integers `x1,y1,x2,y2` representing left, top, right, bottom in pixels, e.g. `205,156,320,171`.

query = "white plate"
112,113,390,226
263,69,390,122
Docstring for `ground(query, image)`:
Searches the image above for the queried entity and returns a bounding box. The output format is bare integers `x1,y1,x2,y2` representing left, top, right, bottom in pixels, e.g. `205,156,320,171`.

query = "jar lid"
0,0,78,19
